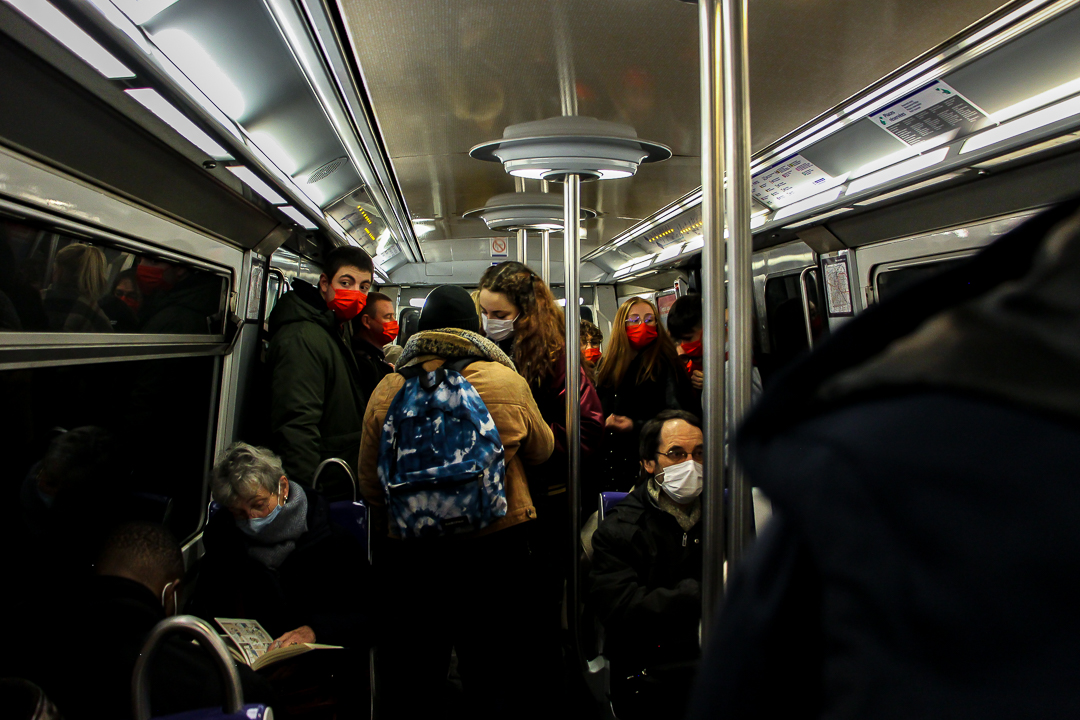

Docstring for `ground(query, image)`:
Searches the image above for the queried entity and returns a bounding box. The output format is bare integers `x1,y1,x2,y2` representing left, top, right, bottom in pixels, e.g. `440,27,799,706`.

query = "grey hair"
211,442,285,507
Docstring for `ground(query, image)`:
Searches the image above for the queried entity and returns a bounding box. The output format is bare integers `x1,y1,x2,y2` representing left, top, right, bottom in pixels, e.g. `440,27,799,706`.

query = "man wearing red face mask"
667,295,762,403
351,291,398,399
266,247,373,499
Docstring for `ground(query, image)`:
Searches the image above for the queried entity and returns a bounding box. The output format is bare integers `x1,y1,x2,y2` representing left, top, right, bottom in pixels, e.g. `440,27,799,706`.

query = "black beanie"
417,285,481,334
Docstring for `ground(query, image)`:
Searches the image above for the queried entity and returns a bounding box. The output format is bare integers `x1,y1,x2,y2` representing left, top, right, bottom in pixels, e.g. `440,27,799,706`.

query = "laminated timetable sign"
871,80,988,147
751,155,837,209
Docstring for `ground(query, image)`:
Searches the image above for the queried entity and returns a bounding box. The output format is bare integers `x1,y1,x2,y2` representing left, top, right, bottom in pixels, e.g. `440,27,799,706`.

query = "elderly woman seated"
189,442,368,650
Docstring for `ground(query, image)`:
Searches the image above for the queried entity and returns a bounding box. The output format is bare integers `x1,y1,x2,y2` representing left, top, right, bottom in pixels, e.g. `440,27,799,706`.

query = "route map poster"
822,255,854,317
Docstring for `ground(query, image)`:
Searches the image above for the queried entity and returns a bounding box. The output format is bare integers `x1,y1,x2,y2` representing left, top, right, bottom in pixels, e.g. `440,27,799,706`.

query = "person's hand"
691,370,704,391
605,414,633,433
270,625,316,650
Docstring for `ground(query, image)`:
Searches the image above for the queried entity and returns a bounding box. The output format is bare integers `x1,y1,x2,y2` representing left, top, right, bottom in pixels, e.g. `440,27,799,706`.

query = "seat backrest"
328,499,371,564
598,492,629,522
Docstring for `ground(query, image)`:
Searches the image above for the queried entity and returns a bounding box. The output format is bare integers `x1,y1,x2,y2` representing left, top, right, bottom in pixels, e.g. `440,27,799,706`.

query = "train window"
875,257,972,304
1,218,228,334
0,355,218,552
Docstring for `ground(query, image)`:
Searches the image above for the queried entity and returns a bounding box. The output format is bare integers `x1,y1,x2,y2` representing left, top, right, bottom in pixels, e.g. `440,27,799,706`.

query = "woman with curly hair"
477,261,604,691
596,296,699,490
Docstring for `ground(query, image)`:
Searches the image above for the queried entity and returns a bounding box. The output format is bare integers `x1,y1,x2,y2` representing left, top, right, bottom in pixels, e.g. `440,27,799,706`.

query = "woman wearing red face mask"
596,297,698,491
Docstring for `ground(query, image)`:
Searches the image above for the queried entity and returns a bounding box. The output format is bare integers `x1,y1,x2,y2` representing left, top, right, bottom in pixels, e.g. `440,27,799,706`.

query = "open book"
214,618,340,671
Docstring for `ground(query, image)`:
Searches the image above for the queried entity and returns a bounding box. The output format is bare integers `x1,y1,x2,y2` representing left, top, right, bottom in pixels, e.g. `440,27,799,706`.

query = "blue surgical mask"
239,501,282,536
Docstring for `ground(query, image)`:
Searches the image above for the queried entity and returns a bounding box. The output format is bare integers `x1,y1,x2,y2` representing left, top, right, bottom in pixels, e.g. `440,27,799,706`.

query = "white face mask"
483,313,518,342
657,460,703,504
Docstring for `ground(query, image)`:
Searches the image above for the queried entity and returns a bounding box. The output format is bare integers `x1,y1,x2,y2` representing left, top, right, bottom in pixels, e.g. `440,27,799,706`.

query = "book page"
215,618,272,667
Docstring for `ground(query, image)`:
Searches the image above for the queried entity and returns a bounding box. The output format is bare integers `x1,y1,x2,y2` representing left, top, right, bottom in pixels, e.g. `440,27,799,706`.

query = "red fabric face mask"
680,340,703,357
583,347,602,364
327,288,367,322
377,320,400,345
135,265,171,295
626,322,658,350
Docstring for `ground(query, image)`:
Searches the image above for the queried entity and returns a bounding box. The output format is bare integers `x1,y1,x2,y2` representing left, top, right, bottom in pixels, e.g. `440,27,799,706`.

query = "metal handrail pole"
564,173,585,670
518,228,528,263
722,0,754,567
698,0,727,647
798,266,816,350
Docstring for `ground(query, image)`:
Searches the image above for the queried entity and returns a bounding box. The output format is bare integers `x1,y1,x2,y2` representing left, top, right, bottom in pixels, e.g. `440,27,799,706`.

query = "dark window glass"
0,356,217,587
875,257,971,304
0,218,227,334
762,270,826,381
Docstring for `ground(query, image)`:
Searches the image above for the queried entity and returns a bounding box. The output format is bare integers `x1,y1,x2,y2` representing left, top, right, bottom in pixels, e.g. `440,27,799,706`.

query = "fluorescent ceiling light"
846,147,950,195
409,298,426,308
150,29,245,119
508,168,550,179
109,0,180,25
773,187,845,222
851,147,920,179
684,235,705,252
613,266,634,279
412,223,435,236
961,95,1080,155
125,88,229,157
6,0,135,78
853,172,965,206
751,214,768,230
990,76,1080,123
325,214,348,240
226,165,287,205
656,244,685,262
248,131,297,175
279,205,317,230
598,169,633,180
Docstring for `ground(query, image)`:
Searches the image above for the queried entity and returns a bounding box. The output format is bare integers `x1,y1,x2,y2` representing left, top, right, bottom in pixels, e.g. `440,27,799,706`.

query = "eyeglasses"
660,447,704,463
625,314,656,326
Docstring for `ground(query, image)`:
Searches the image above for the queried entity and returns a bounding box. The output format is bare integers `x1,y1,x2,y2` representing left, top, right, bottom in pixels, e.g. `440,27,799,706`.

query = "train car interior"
3,0,1080,717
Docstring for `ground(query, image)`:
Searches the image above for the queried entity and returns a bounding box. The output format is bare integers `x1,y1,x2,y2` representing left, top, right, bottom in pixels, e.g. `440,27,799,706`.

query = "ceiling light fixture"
278,206,317,230
846,147,950,195
463,191,596,231
6,0,135,78
226,165,287,205
470,116,670,182
961,94,1080,154
125,88,229,158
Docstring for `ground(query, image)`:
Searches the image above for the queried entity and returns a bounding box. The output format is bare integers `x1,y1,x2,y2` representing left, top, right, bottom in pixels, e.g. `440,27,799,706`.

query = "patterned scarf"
647,477,702,532
243,480,309,569
398,328,516,371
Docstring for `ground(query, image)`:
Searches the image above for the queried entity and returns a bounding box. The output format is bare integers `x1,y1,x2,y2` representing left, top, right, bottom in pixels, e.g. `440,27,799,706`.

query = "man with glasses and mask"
588,409,704,720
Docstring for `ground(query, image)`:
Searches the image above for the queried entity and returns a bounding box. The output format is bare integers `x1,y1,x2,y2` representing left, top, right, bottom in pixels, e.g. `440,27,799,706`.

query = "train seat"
312,458,371,564
599,492,629,522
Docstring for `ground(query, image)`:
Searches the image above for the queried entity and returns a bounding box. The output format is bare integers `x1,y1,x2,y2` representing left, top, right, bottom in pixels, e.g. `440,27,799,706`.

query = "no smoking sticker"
490,237,508,258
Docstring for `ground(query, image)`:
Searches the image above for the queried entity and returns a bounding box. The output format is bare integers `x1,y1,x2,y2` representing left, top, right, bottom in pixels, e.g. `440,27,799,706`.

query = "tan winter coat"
358,353,554,539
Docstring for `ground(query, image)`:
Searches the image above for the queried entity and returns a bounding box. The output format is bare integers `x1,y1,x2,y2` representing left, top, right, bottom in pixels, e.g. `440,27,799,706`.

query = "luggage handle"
132,615,244,720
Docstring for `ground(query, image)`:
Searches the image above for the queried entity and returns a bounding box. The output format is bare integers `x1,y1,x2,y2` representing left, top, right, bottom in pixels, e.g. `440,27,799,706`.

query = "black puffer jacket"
588,481,702,672
189,490,370,647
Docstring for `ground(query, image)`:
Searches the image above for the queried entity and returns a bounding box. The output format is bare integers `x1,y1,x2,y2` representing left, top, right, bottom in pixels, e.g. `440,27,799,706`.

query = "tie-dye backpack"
377,357,508,539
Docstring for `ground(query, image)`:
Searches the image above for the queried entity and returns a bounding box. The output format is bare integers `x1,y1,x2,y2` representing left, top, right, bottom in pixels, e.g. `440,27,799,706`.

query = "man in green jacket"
266,246,373,500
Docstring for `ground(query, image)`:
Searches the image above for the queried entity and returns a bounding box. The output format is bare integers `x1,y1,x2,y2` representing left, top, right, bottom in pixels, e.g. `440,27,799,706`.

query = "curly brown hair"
478,261,569,386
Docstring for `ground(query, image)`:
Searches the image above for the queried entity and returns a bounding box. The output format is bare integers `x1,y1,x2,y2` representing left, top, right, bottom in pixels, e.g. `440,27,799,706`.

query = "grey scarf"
243,480,309,569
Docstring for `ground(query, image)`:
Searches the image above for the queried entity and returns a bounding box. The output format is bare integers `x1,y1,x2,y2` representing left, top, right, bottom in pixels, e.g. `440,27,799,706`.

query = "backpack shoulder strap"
444,356,485,374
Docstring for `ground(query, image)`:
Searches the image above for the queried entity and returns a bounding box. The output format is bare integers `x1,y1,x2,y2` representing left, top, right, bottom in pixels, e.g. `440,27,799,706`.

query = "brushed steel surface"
339,0,1009,251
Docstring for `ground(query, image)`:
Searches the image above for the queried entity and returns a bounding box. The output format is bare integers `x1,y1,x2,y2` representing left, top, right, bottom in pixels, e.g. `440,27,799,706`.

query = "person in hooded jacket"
266,246,372,498
690,196,1080,720
589,409,705,720
357,284,554,720
596,297,698,491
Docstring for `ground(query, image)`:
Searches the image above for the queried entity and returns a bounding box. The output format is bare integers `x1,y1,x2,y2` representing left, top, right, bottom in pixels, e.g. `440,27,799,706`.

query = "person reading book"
189,442,369,650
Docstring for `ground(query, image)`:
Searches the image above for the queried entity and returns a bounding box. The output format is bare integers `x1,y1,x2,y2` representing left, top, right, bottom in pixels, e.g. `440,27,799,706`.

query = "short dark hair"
666,294,702,341
361,291,392,318
324,246,374,283
97,521,184,588
639,409,702,461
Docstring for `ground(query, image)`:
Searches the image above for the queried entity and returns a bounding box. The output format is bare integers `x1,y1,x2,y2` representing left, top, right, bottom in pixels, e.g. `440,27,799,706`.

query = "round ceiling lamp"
463,191,597,231
469,116,671,181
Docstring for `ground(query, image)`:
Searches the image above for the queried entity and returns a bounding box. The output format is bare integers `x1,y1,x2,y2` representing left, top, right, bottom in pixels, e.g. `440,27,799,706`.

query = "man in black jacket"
691,197,1080,720
14,522,272,720
589,409,704,720
351,290,397,399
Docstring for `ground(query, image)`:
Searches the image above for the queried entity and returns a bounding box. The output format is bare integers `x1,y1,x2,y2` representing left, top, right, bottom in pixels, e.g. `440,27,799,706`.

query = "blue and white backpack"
377,357,507,539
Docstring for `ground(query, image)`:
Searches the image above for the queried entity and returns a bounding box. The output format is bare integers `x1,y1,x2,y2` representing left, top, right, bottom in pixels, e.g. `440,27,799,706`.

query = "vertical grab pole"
722,0,754,566
517,228,528,263
542,180,553,283
698,0,727,647
564,172,584,668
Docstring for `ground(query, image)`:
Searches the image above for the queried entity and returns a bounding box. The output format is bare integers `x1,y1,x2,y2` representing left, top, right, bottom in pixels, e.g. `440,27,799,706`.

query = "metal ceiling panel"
339,0,1009,251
